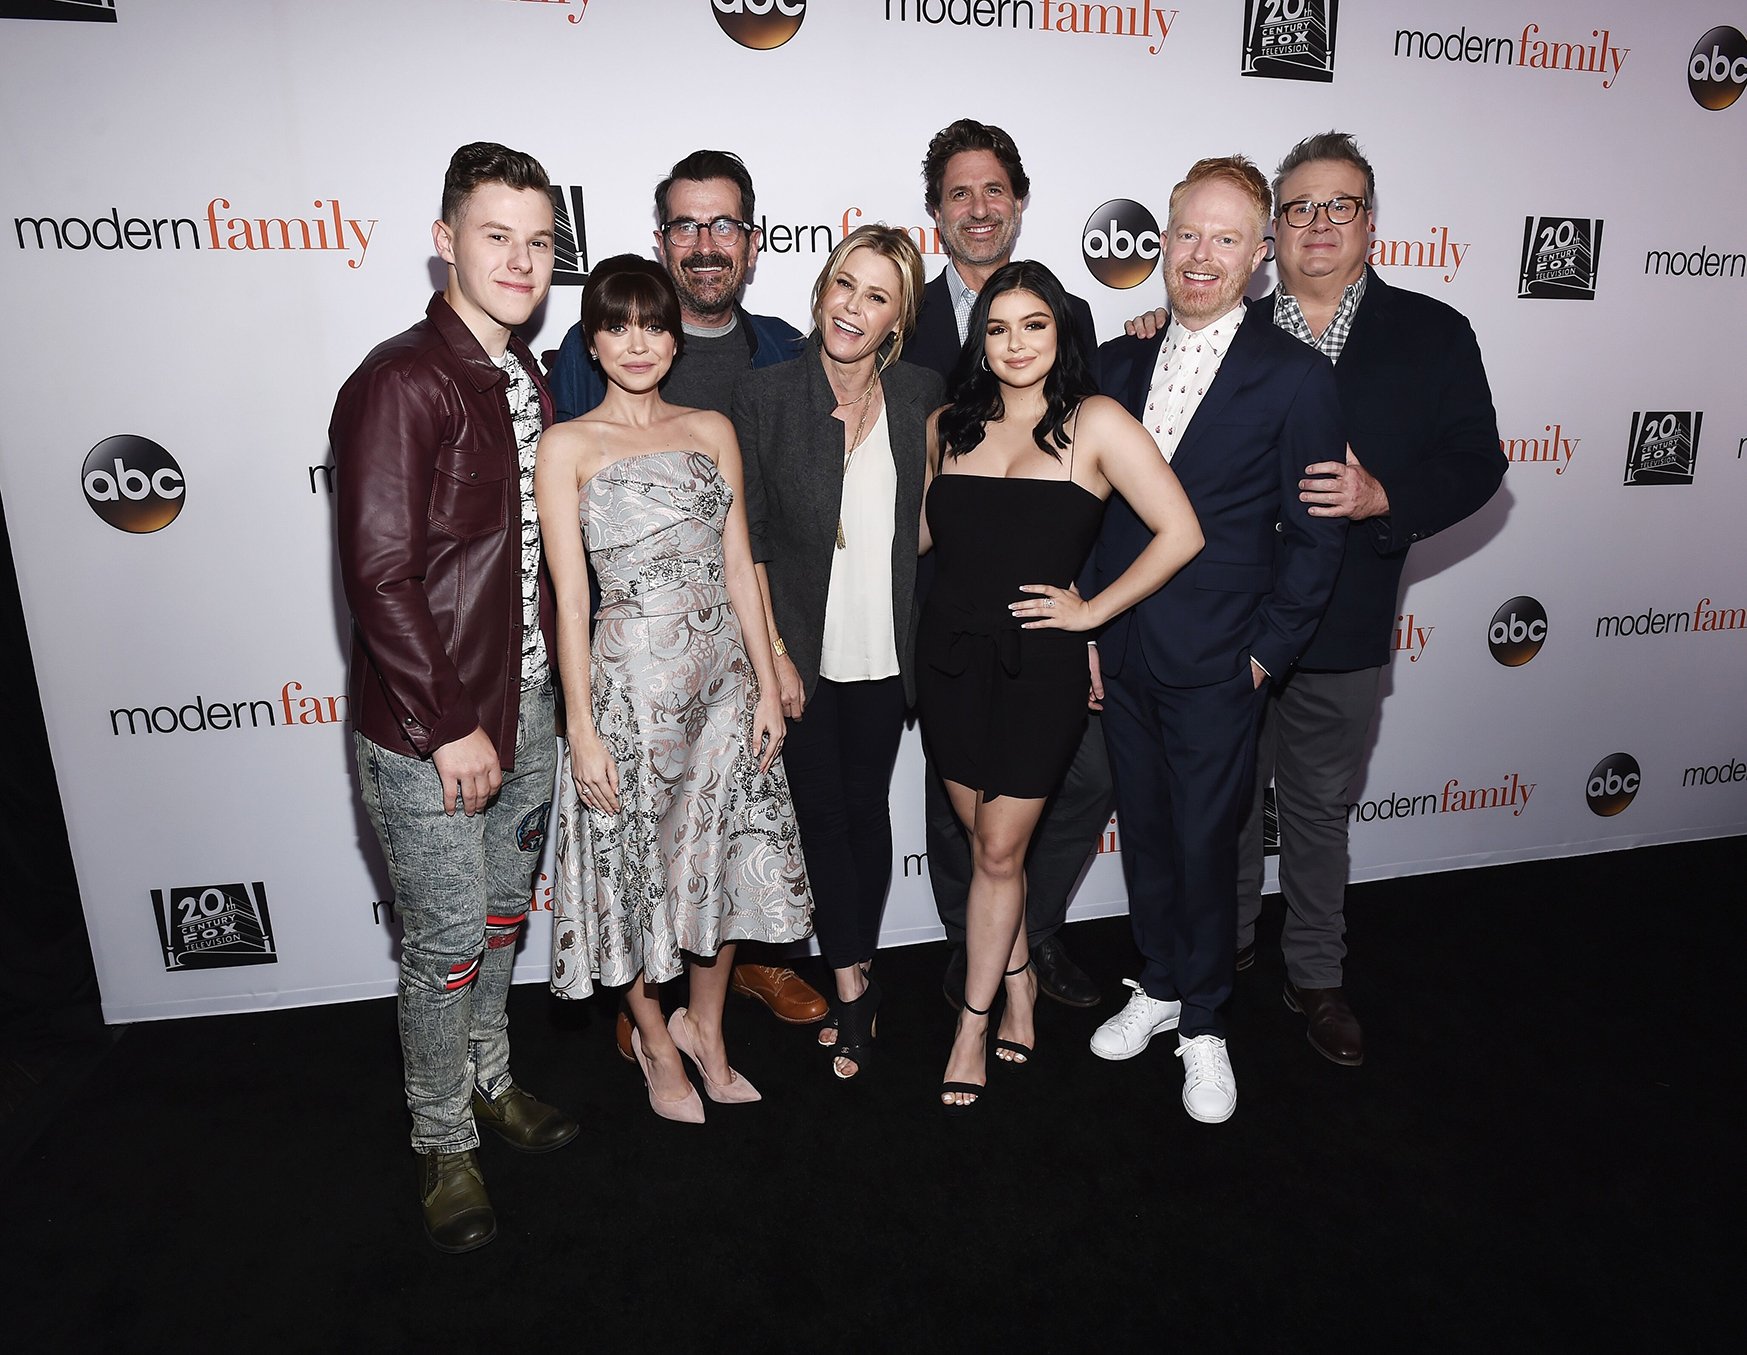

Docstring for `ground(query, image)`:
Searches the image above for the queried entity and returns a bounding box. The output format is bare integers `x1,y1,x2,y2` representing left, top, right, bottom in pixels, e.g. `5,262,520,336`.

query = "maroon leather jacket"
332,293,556,769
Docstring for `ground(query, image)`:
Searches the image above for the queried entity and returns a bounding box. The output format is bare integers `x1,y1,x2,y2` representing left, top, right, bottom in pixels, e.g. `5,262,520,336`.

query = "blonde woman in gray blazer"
733,225,944,1083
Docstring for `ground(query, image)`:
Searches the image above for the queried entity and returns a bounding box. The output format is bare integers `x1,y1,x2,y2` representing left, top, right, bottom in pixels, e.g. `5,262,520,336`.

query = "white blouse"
819,403,900,684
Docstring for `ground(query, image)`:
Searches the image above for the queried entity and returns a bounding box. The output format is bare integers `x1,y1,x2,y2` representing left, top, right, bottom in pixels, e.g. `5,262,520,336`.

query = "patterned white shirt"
1143,303,1247,462
497,349,549,689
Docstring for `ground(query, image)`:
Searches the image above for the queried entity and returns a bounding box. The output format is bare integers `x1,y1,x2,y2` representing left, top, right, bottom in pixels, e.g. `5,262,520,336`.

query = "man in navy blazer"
1234,134,1505,1067
1086,156,1345,1124
909,119,1108,1013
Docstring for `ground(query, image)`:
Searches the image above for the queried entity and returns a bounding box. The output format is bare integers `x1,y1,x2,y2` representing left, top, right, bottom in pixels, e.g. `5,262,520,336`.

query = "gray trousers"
357,680,556,1153
1236,667,1381,989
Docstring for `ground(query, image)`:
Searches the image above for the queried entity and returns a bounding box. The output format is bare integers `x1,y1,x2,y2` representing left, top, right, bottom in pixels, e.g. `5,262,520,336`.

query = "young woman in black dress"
918,261,1204,1110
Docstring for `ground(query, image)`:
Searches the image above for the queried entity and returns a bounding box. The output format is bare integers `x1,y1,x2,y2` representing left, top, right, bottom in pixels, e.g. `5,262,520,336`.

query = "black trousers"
781,676,907,971
924,715,1115,949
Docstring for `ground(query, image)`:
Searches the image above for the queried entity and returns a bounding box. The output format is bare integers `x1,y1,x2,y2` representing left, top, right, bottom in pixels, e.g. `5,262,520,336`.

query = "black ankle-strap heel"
994,962,1035,1068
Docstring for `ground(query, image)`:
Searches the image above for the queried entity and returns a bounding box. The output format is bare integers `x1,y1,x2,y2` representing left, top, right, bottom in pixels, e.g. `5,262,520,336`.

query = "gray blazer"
732,345,944,705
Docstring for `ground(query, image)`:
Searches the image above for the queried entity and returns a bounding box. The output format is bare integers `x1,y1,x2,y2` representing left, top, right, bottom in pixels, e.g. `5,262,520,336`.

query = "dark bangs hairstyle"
581,254,684,354
939,260,1095,461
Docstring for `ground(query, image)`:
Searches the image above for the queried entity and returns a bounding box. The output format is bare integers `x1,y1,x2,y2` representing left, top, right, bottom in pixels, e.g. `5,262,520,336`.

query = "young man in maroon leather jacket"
331,142,578,1255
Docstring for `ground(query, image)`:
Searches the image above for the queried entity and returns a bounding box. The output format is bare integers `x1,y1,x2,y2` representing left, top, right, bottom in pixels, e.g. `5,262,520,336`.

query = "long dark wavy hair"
938,260,1096,462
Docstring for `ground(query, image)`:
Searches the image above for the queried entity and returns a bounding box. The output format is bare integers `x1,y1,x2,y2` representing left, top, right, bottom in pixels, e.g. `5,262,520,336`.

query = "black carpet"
6,837,1740,1352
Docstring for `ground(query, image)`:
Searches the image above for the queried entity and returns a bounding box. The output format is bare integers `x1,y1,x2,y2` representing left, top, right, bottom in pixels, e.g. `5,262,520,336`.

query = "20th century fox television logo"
1518,215,1604,299
1241,0,1337,81
547,185,588,287
152,882,277,971
1624,411,1702,486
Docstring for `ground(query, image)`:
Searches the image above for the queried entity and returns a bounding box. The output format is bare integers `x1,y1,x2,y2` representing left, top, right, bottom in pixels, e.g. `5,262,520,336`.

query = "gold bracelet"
771,635,787,657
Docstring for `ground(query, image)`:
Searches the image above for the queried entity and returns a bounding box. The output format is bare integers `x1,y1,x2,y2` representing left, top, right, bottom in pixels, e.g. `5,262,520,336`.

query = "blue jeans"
357,680,556,1153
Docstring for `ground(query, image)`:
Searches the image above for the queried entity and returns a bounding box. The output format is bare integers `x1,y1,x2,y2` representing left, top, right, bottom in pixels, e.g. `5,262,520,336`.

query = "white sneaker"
1089,978,1181,1060
1175,1033,1236,1123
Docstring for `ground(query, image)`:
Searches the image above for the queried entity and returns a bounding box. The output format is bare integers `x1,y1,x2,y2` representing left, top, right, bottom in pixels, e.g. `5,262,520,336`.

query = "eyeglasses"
1278,197,1367,229
660,216,752,245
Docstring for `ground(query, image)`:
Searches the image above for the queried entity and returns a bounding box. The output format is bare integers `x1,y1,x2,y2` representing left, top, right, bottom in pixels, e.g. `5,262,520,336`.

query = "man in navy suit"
1235,133,1505,1066
909,118,1109,1013
1086,156,1346,1123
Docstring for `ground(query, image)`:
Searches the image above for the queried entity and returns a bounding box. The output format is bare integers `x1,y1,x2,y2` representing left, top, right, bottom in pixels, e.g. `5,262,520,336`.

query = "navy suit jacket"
1090,303,1347,687
906,269,1099,387
1255,269,1506,670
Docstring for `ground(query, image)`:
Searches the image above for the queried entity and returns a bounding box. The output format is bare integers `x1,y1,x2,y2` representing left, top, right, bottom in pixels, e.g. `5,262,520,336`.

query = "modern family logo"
1688,25,1747,109
1624,411,1701,486
1683,755,1746,787
1368,226,1468,283
1518,215,1603,300
1391,613,1432,663
882,1,1177,55
1594,597,1745,639
1488,597,1548,666
1348,772,1537,824
82,435,184,533
14,198,377,268
1241,0,1337,81
1082,199,1160,289
1500,422,1578,474
1585,753,1639,816
108,681,349,737
1392,21,1628,89
2,0,115,21
1643,244,1745,279
713,0,805,49
152,881,276,971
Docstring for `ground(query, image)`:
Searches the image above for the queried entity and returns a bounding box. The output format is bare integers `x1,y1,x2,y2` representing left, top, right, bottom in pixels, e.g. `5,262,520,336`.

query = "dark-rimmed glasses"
1278,197,1367,228
660,216,752,245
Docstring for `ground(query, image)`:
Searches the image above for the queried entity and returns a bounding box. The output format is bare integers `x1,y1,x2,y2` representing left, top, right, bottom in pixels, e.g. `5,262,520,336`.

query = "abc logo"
1488,596,1548,667
81,435,186,533
1689,26,1747,110
713,0,805,50
1585,752,1641,817
1082,199,1161,289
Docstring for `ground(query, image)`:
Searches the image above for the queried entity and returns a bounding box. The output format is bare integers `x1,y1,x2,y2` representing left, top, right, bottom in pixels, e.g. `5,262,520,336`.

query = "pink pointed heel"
668,1008,762,1104
629,1026,706,1124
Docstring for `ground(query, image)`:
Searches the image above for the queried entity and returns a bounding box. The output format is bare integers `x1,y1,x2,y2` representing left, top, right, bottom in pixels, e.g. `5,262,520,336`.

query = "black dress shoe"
471,1083,581,1153
1032,934,1100,1008
1283,982,1365,1066
1235,940,1256,972
942,945,967,1011
419,1149,496,1254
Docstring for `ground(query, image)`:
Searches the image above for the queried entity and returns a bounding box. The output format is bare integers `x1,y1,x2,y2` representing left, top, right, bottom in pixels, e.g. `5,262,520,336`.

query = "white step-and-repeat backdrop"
2,0,1742,1022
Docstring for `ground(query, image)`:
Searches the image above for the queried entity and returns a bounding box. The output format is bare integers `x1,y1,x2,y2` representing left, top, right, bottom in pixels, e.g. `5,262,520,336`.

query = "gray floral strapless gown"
551,450,813,996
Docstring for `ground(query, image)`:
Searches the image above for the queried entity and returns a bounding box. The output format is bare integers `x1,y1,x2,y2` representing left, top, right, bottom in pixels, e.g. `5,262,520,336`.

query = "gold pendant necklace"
835,373,880,550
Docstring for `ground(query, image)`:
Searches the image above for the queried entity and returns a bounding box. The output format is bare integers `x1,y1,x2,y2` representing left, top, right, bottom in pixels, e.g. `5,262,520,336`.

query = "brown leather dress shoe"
471,1084,580,1153
1283,982,1365,1067
419,1149,496,1254
615,1010,635,1063
730,963,829,1024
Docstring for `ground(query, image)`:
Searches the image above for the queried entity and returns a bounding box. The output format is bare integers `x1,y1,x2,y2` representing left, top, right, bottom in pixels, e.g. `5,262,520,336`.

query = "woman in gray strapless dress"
537,256,811,1123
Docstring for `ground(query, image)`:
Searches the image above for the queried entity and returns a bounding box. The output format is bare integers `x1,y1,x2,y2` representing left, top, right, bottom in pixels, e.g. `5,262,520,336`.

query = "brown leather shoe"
418,1149,496,1254
730,963,829,1024
471,1083,580,1153
615,1010,635,1063
1283,982,1365,1066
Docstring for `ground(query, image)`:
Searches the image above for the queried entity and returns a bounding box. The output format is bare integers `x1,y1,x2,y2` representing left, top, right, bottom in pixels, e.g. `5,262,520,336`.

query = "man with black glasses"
1238,132,1505,1065
546,150,823,1030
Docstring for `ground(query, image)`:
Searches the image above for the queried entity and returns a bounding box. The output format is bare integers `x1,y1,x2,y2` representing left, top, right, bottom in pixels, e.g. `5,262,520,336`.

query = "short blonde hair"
1167,155,1272,242
809,224,926,368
